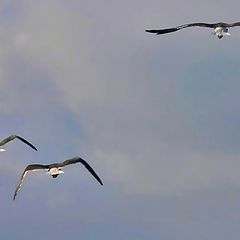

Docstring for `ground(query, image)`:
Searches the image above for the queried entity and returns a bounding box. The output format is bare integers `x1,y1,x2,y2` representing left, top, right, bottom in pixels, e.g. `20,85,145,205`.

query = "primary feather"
0,135,37,151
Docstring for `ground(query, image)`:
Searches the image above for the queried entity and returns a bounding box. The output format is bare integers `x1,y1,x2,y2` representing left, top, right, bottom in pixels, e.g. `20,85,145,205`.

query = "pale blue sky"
1,0,240,239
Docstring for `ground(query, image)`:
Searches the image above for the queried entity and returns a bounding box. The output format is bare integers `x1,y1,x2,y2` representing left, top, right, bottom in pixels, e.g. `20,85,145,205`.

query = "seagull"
146,22,240,39
13,156,103,200
0,135,37,152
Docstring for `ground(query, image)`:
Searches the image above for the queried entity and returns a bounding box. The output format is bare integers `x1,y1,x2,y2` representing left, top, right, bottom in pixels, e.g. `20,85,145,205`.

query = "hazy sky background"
1,0,240,239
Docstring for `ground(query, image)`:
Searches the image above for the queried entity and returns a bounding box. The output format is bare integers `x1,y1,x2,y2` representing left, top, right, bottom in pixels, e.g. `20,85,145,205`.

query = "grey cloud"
1,1,240,239
1,0,240,195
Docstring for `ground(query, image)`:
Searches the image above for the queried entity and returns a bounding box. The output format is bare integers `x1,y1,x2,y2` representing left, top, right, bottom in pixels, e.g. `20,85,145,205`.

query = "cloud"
1,1,240,239
1,0,240,198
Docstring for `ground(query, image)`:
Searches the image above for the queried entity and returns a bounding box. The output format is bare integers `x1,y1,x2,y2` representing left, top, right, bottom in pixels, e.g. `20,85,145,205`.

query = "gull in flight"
146,22,240,39
13,156,103,200
0,135,37,152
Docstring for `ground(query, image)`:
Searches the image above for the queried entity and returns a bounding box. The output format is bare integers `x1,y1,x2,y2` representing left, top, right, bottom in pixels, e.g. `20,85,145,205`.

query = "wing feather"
13,164,48,200
146,22,217,35
226,22,240,27
58,157,103,185
0,135,16,146
0,135,37,151
16,136,38,151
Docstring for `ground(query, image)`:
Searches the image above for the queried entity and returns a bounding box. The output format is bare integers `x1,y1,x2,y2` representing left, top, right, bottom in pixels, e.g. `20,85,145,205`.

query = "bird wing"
226,22,240,27
16,136,38,151
0,135,37,151
146,22,216,35
0,135,16,146
58,157,103,185
13,164,49,200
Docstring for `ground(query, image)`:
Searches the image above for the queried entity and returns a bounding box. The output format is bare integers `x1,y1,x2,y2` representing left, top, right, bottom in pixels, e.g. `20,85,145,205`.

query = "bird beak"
0,149,6,152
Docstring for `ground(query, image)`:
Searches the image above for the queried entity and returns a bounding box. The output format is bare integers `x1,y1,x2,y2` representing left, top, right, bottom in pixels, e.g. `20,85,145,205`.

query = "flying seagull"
0,135,37,152
146,22,240,39
13,156,103,200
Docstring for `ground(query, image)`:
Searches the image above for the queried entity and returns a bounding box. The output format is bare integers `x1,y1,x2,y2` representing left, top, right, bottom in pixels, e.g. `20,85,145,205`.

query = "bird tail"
223,32,231,36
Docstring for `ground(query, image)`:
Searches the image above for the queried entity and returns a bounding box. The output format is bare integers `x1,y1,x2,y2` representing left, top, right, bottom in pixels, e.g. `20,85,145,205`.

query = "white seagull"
13,156,103,200
0,135,37,152
146,22,240,39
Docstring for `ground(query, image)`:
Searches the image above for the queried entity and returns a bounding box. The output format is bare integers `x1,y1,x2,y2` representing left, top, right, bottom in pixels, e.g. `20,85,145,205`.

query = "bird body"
213,26,231,39
146,22,240,39
48,167,64,177
13,156,103,200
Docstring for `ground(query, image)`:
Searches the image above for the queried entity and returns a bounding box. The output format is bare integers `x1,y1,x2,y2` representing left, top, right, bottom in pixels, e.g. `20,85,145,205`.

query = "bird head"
57,168,64,174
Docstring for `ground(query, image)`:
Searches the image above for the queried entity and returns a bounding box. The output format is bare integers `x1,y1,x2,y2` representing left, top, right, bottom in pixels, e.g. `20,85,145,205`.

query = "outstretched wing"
0,135,16,146
146,28,178,34
16,136,38,151
146,22,216,35
59,156,103,186
13,164,48,200
226,22,240,27
0,135,37,151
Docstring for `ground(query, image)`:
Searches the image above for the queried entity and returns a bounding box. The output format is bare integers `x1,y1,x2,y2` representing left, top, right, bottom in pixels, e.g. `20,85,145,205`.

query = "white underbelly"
214,27,223,33
49,167,64,175
49,167,59,175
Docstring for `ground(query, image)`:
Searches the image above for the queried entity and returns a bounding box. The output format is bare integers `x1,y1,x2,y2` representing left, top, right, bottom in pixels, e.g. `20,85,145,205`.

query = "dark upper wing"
59,157,84,166
146,22,216,35
16,136,38,151
58,157,103,185
226,22,240,27
0,135,37,151
13,164,49,200
0,135,16,146
146,28,178,34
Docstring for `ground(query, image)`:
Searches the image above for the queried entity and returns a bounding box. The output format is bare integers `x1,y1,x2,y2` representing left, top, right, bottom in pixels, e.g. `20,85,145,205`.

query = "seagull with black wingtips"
146,22,240,39
13,156,103,200
0,135,37,152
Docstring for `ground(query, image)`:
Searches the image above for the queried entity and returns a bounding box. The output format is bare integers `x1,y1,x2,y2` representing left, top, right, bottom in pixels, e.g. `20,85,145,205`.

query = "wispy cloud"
1,1,240,239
